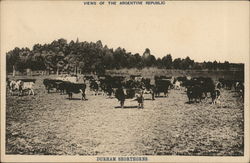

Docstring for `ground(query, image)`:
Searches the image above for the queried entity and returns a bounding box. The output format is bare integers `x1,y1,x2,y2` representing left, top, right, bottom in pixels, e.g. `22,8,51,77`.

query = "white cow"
21,81,35,95
10,80,35,96
174,81,181,90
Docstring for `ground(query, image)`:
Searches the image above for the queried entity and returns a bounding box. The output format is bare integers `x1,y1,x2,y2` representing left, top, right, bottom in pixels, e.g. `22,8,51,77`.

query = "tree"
173,58,182,69
180,56,194,69
162,54,172,69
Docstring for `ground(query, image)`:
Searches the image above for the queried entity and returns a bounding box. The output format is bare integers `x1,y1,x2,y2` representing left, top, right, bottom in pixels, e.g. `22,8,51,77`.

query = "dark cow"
235,82,244,101
141,78,155,100
55,81,69,95
184,77,219,104
43,79,62,93
115,87,126,108
99,78,113,97
154,76,171,97
89,79,99,95
218,78,234,90
184,77,215,98
63,82,87,100
187,85,203,103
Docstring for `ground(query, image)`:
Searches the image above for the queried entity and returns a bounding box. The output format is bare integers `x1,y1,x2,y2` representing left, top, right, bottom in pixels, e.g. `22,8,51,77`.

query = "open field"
5,74,244,156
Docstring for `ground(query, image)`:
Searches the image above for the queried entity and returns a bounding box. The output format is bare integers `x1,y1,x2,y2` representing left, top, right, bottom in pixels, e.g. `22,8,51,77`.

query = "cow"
115,87,126,108
141,78,155,100
9,80,20,96
218,78,234,90
184,77,215,98
89,79,99,95
184,77,219,104
187,85,203,103
235,82,244,101
174,80,181,90
63,82,87,100
98,77,114,97
135,90,144,109
9,80,35,96
154,76,171,97
43,79,61,93
55,81,69,95
211,89,221,104
216,82,223,89
20,81,35,96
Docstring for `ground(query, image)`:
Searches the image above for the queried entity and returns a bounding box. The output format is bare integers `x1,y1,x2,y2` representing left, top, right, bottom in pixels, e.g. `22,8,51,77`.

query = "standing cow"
64,82,87,100
211,89,221,104
187,85,203,103
115,87,126,108
9,80,35,96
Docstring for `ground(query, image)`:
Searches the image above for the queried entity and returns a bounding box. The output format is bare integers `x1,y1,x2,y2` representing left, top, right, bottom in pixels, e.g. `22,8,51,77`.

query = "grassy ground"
5,75,244,156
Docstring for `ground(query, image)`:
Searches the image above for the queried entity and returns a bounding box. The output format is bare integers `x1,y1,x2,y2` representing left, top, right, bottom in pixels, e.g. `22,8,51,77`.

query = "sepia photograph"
1,0,249,162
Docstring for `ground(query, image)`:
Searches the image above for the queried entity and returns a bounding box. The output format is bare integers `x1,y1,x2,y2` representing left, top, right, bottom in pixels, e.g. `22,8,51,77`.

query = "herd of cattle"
7,74,244,108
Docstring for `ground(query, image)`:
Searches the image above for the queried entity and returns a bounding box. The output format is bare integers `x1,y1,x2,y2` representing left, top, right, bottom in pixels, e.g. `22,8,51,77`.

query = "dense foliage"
6,38,243,74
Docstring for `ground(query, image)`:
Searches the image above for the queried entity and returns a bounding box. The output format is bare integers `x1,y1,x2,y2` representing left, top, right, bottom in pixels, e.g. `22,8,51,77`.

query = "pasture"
5,74,244,156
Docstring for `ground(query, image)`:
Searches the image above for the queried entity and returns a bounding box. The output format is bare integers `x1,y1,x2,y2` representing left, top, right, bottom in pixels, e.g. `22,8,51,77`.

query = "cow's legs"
120,100,124,108
151,92,155,100
81,93,86,100
68,93,72,100
140,102,144,109
31,89,35,95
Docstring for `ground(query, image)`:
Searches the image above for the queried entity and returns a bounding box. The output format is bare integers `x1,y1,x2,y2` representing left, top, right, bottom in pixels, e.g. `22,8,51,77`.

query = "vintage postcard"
1,0,249,162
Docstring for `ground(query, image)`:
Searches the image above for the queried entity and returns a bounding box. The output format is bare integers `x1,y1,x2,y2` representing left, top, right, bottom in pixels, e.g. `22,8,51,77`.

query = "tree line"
6,38,243,75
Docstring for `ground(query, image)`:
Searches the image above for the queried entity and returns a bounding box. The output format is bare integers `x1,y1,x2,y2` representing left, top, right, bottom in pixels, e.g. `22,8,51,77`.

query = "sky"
1,0,249,63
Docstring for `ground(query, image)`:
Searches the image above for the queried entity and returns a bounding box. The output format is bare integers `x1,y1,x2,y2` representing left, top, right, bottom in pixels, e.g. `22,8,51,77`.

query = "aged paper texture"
1,0,249,162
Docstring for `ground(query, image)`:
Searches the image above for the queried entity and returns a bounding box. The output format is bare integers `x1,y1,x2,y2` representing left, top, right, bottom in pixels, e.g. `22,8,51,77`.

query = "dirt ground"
5,76,244,156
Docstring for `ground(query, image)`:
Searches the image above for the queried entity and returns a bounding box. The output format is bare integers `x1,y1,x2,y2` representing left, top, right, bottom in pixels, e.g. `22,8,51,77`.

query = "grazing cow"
187,85,203,103
211,89,221,104
63,82,87,100
115,87,126,108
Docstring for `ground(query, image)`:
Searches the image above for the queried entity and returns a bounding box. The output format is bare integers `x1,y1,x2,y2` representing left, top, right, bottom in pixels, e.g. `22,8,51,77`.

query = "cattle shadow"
155,96,168,98
144,98,154,101
114,106,139,109
185,101,201,104
8,93,36,97
105,97,114,99
232,95,241,98
46,91,60,94
65,97,88,100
